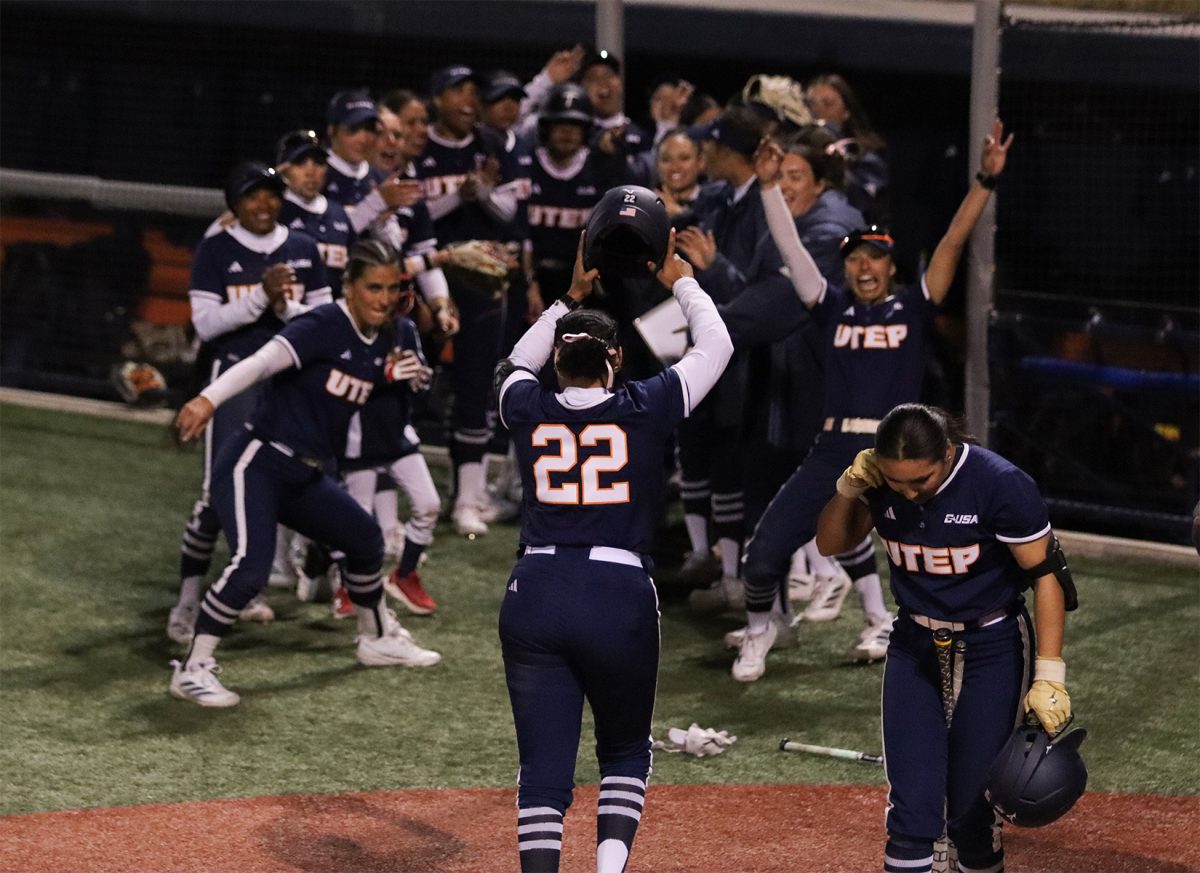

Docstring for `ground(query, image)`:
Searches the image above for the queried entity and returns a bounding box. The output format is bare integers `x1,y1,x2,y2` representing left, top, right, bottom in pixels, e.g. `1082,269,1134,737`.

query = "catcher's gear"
442,240,510,300
224,161,285,210
1022,534,1078,611
986,718,1088,828
538,82,593,142
835,448,883,499
583,185,670,279
651,723,737,757
742,74,813,129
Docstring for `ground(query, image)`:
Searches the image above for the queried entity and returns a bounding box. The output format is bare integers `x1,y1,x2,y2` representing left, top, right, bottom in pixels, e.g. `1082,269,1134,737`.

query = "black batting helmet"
583,185,671,279
538,83,593,143
224,161,285,210
985,720,1088,828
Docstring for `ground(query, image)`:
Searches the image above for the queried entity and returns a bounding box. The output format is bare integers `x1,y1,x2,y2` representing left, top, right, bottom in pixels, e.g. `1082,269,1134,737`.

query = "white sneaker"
724,612,800,649
452,503,488,537
166,602,198,646
477,495,520,524
802,569,853,622
732,619,779,682
854,613,894,662
238,594,275,623
356,613,442,668
688,575,745,613
169,658,240,707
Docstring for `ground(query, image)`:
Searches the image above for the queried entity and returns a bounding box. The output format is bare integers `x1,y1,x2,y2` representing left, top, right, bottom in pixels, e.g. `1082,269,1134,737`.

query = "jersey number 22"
532,424,629,505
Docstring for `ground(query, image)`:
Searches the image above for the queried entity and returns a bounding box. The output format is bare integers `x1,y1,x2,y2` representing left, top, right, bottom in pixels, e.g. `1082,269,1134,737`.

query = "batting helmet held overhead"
985,719,1088,828
583,185,670,279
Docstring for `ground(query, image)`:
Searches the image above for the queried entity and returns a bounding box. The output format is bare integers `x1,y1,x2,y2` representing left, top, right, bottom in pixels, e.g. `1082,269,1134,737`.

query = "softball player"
816,402,1074,873
496,232,732,873
733,120,1013,682
169,240,440,708
167,162,331,645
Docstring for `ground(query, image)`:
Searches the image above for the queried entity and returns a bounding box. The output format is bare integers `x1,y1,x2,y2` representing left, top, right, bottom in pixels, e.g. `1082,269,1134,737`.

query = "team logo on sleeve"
879,537,980,575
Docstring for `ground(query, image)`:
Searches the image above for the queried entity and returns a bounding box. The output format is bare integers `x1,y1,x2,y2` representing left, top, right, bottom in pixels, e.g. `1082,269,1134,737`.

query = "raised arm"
815,449,882,554
924,118,1013,305
755,140,826,309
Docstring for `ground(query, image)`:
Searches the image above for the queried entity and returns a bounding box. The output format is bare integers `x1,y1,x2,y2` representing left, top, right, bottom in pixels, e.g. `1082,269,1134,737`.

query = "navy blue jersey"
520,147,624,266
867,444,1051,621
250,301,392,462
189,226,328,365
323,152,388,207
342,316,426,467
417,129,516,244
500,368,687,554
812,281,936,420
279,192,355,298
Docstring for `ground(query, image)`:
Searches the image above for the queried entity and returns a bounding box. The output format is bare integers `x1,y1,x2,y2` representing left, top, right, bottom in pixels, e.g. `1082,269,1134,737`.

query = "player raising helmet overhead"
494,228,732,873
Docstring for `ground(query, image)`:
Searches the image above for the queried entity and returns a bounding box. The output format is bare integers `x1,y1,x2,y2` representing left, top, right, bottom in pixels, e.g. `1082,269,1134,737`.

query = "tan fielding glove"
1025,657,1071,735
835,449,883,499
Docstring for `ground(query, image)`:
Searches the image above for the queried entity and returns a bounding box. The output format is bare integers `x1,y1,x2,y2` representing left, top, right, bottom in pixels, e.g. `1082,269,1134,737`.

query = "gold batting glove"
1025,656,1071,735
835,449,883,499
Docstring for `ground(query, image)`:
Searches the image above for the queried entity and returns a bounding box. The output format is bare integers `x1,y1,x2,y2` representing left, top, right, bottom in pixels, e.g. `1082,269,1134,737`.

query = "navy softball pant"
193,430,384,637
499,547,660,813
882,610,1033,868
448,282,503,467
742,430,873,612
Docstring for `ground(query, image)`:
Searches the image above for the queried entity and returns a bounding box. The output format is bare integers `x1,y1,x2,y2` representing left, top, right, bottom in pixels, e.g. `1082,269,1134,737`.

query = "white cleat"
452,504,488,538
238,594,275,623
787,550,816,603
169,658,240,707
724,612,801,649
801,569,853,622
688,575,745,613
854,613,894,662
166,602,198,646
356,613,442,668
732,618,779,682
268,557,297,589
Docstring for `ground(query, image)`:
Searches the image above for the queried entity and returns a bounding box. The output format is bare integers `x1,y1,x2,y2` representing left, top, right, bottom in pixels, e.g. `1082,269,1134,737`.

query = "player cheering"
495,214,732,873
169,239,440,708
815,402,1075,873
733,119,1014,682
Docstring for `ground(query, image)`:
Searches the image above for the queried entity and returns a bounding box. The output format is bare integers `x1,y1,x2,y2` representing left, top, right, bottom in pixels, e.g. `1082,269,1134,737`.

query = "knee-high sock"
838,535,888,622
596,775,646,873
885,837,934,873
518,805,563,873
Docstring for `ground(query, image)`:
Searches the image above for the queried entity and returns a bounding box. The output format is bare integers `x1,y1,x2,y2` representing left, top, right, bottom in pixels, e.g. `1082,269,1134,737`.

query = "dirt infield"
2,784,1196,873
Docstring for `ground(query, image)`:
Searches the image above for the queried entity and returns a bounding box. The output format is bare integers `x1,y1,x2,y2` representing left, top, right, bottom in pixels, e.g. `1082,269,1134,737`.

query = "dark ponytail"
875,403,975,461
554,309,620,386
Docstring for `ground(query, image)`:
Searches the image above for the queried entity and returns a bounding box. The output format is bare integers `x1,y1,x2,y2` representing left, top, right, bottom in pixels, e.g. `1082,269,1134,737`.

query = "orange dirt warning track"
1,784,1197,873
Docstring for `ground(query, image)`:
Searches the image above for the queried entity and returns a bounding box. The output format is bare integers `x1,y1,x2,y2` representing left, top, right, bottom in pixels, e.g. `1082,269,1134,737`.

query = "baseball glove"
442,240,511,300
743,74,813,129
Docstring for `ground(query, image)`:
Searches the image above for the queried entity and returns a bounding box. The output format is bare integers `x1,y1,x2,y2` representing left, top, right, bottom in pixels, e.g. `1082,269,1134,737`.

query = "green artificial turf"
0,402,1197,815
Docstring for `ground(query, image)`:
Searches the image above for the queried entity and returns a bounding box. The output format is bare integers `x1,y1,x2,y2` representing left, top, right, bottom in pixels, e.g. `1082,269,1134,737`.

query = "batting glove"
652,724,737,757
835,449,883,499
1025,657,1071,735
385,350,424,384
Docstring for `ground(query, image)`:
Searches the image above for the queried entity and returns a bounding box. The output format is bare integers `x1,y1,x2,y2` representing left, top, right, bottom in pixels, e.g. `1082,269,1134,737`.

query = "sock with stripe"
596,775,646,873
884,836,934,873
517,805,563,873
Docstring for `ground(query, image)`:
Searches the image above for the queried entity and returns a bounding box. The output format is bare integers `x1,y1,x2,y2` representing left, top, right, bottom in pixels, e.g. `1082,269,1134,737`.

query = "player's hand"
385,349,424,383
430,298,460,337
567,231,600,303
596,124,627,156
980,118,1014,179
409,364,434,392
755,138,785,189
546,44,585,83
656,228,693,288
675,226,717,271
656,187,684,217
378,177,424,210
650,80,694,125
836,449,883,499
525,281,545,322
175,396,215,443
1025,657,1071,735
262,263,295,311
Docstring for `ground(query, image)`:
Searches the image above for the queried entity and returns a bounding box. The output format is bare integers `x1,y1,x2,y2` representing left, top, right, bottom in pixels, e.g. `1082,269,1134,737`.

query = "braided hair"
344,238,401,286
553,308,621,389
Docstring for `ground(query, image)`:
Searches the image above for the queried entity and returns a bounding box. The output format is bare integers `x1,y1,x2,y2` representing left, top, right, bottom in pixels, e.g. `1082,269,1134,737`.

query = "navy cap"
326,89,379,127
579,46,620,76
687,117,759,158
430,65,481,97
840,226,895,258
483,70,527,104
275,129,326,166
224,161,285,210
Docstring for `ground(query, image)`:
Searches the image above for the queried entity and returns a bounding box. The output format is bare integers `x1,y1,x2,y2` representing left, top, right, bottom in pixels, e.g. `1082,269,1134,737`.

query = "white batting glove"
652,724,737,757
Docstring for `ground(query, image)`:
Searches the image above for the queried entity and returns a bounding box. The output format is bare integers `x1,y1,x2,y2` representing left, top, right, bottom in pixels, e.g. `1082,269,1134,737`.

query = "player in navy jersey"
577,49,653,187
166,162,332,646
816,403,1074,873
276,129,356,298
731,120,1014,682
168,240,441,708
496,232,732,873
419,65,524,538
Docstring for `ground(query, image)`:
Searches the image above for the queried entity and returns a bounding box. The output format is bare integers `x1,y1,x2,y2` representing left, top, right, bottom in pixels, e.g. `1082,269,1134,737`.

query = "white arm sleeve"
670,277,734,415
198,338,293,408
762,185,827,307
189,287,271,342
521,69,554,118
427,191,462,222
480,180,520,225
508,299,572,372
416,267,451,303
345,189,389,234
